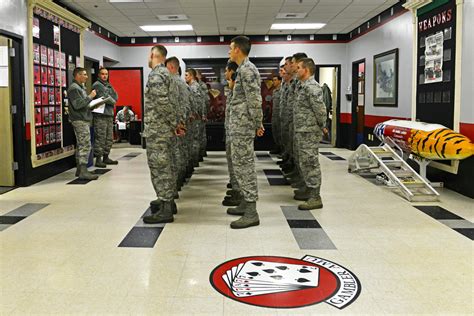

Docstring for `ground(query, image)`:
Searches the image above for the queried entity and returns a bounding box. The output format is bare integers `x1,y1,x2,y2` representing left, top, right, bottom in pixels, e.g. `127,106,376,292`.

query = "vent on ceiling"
276,13,307,19
157,14,188,21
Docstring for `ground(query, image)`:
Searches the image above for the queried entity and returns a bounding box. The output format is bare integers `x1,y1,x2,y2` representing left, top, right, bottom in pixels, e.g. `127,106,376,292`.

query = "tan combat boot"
230,201,260,229
298,190,323,210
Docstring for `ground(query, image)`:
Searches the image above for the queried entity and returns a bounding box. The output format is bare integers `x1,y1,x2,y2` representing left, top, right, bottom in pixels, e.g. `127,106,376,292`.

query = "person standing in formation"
226,36,264,229
293,58,327,210
185,68,204,168
142,45,183,224
269,70,282,154
196,70,210,159
92,67,119,168
222,60,241,207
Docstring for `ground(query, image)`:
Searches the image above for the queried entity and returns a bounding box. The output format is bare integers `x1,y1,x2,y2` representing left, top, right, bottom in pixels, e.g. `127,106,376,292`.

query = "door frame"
0,29,27,186
315,64,341,148
351,58,365,150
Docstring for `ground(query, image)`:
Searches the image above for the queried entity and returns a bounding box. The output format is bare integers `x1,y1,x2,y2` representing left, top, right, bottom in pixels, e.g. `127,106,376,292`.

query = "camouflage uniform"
279,82,289,157
68,80,93,165
168,73,181,193
228,57,262,202
286,78,299,161
294,77,327,195
271,86,281,147
176,77,192,179
224,86,239,191
143,64,176,202
92,79,118,157
198,80,209,155
188,81,202,164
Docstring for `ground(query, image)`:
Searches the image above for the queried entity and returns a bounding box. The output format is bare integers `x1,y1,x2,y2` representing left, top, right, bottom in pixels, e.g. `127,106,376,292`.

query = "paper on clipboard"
92,103,105,114
89,96,114,108
117,122,126,130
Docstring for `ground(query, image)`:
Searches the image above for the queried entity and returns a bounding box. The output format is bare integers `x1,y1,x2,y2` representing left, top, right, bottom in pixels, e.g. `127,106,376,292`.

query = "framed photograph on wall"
373,48,398,107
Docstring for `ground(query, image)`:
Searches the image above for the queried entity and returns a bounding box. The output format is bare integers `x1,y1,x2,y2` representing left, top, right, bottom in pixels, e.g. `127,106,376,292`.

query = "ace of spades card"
222,260,319,298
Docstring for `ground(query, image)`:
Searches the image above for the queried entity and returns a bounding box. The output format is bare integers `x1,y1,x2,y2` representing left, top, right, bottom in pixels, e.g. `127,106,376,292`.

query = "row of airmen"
66,56,210,213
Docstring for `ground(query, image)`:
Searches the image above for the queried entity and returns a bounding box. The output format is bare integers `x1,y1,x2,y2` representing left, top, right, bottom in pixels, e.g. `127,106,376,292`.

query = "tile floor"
0,147,472,315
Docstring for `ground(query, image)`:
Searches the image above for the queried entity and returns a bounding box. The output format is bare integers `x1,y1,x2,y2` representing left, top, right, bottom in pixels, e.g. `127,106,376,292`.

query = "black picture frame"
373,48,398,107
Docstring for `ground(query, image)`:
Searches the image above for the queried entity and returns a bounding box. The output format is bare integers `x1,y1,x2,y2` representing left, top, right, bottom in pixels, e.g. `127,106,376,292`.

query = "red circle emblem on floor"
210,255,361,309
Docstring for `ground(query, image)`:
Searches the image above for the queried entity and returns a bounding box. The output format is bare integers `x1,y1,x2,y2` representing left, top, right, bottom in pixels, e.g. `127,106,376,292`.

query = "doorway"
0,32,26,188
84,57,99,92
315,65,341,147
351,59,365,149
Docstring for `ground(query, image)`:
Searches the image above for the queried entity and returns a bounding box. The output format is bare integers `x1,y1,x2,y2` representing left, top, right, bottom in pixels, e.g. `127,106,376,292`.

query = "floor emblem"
210,255,361,309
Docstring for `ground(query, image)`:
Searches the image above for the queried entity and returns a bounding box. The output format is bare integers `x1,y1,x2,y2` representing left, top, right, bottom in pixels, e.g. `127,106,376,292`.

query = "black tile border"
93,168,112,175
0,216,26,225
287,219,322,229
0,187,16,195
452,229,474,240
0,203,49,231
67,178,92,185
118,227,163,248
263,169,284,176
414,205,473,240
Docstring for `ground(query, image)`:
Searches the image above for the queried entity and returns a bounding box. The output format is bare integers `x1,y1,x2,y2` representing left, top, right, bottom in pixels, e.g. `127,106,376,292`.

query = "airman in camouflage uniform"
142,45,183,224
197,71,210,158
185,69,203,168
92,67,119,168
270,70,282,154
67,67,98,180
226,36,264,229
294,58,327,210
222,61,241,207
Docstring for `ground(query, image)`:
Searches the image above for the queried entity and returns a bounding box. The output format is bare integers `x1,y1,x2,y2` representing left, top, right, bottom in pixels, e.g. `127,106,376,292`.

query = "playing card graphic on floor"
221,260,319,297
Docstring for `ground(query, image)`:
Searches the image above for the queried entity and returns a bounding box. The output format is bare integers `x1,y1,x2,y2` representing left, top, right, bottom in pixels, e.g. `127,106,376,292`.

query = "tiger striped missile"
373,119,474,160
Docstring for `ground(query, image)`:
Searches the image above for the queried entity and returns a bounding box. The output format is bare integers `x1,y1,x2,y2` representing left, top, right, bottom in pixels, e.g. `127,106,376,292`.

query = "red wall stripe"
340,113,352,124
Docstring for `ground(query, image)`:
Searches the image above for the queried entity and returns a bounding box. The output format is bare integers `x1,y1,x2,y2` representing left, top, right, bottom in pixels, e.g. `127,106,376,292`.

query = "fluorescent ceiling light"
271,23,325,30
201,72,215,75
258,67,277,70
194,67,212,70
140,25,193,32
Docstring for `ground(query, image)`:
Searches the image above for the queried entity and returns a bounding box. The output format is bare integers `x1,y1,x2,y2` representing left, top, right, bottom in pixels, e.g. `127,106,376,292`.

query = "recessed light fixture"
140,25,193,32
194,67,212,70
271,23,325,30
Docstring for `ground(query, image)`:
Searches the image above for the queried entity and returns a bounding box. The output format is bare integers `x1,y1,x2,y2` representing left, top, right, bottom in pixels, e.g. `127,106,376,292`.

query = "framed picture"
373,48,398,107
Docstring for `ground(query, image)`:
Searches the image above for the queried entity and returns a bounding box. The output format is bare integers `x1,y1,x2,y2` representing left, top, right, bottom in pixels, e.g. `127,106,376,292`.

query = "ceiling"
58,0,401,37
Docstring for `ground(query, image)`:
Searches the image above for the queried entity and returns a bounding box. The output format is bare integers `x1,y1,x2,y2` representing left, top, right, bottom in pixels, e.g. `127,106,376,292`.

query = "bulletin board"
28,0,89,167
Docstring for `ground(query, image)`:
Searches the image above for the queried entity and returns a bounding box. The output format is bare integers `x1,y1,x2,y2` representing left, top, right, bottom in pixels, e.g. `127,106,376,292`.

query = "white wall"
0,0,30,120
118,42,348,95
345,11,413,118
84,30,121,65
460,0,474,124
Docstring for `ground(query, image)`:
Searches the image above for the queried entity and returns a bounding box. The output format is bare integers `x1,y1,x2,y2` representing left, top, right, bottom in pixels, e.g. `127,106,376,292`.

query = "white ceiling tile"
283,0,319,5
179,0,214,6
184,7,216,14
110,2,149,10
145,2,182,9
151,8,185,15
128,16,160,24
250,0,284,5
317,0,352,4
170,31,197,36
116,9,155,16
280,5,315,13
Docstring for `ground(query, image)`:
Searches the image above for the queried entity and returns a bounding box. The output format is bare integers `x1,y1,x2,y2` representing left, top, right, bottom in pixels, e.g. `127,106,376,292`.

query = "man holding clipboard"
91,67,119,167
67,67,98,180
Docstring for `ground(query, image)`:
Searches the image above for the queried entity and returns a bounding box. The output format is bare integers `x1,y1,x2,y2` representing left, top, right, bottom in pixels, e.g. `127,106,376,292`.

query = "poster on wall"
424,31,443,84
33,17,40,39
33,43,40,64
75,56,81,67
53,25,60,45
40,45,47,65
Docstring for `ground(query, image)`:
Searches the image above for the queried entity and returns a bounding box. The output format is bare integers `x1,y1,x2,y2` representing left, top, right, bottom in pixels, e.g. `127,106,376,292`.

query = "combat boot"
150,199,161,214
143,200,174,224
78,164,98,180
222,190,242,207
103,155,118,165
294,187,310,201
298,190,323,210
226,182,232,189
226,199,246,215
95,156,107,168
230,201,260,229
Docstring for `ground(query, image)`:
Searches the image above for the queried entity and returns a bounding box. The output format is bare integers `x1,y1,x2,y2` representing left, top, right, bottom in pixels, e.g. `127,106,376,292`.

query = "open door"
0,35,15,186
315,65,341,147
